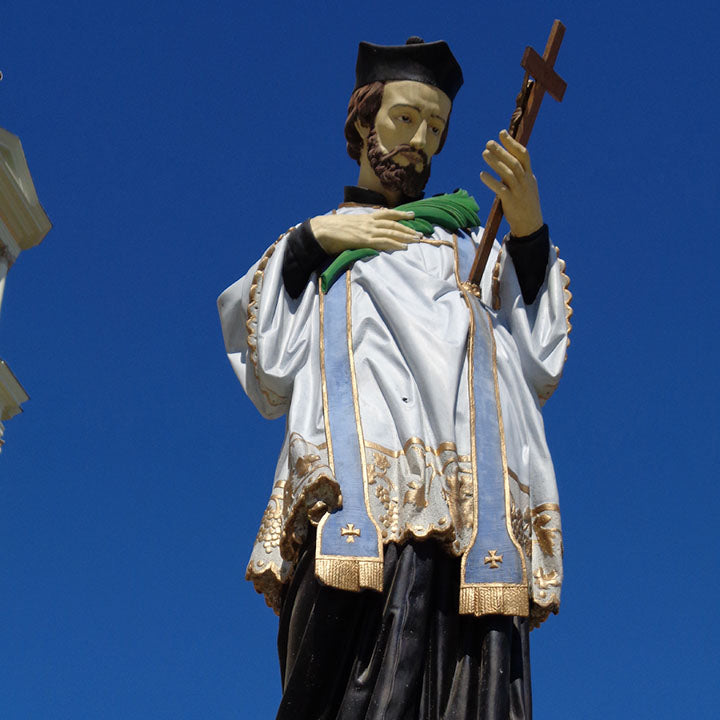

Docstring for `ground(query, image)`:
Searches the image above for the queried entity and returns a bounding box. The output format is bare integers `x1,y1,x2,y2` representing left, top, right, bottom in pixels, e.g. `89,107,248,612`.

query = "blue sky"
1,1,718,717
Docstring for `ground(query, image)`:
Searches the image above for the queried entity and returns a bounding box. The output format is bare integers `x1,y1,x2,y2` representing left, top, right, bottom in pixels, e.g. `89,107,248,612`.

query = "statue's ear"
354,119,370,140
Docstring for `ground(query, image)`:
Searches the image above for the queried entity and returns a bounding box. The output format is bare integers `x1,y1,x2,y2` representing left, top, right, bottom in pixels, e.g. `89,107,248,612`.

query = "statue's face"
358,80,452,198
371,80,451,169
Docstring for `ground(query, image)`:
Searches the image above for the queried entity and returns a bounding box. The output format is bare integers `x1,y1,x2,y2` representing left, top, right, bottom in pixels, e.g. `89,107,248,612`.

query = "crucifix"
468,20,567,285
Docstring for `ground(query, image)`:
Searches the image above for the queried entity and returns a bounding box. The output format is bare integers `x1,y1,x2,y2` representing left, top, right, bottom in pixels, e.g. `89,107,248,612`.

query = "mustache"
381,144,429,167
366,126,431,198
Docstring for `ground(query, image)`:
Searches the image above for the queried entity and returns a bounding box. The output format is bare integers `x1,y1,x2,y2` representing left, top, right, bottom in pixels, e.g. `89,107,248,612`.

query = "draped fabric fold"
278,537,532,720
217,203,570,627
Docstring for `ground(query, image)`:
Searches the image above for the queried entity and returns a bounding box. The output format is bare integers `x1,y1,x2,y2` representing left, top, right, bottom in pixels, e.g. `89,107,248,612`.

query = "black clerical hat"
354,37,463,101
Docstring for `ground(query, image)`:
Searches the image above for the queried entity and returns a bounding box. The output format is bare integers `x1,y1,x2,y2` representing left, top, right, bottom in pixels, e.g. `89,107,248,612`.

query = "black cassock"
276,536,531,720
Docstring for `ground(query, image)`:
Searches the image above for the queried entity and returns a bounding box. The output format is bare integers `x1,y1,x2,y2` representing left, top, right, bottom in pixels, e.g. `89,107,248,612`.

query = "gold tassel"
315,557,383,592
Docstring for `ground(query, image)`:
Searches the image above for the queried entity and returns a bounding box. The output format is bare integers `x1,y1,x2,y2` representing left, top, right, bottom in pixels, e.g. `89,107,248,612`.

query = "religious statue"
218,37,571,720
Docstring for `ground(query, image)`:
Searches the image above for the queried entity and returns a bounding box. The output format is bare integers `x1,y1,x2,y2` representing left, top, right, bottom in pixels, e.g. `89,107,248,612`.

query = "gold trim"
255,494,283,555
459,281,482,298
533,567,561,595
484,549,503,568
452,233,462,288
365,437,469,461
440,456,471,474
556,249,573,341
279,470,340,562
529,598,560,629
531,505,562,559
508,467,530,495
315,557,383,592
245,234,291,408
456,234,528,610
315,280,338,578
245,559,285,615
346,272,384,588
458,235,478,589
532,502,560,515
365,440,403,458
314,270,384,593
487,310,528,584
417,237,455,248
318,289,335,474
341,523,361,542
459,585,529,616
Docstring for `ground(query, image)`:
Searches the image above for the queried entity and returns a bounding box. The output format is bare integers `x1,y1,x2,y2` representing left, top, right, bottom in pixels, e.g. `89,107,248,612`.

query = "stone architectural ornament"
0,127,51,451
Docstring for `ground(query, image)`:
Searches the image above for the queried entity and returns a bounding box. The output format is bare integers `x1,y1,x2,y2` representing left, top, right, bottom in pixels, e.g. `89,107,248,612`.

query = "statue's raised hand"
479,130,544,237
310,209,422,255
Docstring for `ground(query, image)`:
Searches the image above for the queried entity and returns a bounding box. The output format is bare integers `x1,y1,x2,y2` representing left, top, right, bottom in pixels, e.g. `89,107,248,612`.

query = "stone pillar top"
0,127,52,262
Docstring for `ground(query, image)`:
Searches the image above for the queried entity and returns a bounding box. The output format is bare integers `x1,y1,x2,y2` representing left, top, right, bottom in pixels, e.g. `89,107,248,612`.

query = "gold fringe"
315,557,383,592
245,235,291,408
556,248,573,342
459,584,529,616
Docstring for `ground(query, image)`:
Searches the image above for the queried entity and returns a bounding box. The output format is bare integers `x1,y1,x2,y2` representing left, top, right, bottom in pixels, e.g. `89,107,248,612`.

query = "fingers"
479,170,507,196
316,210,424,255
498,130,532,173
483,142,524,188
367,223,422,252
374,220,422,237
367,212,422,251
375,229,422,244
481,131,535,201
479,131,543,237
373,239,408,252
373,209,415,221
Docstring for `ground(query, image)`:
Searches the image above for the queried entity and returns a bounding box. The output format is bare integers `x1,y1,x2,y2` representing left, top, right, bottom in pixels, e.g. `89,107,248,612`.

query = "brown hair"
344,82,450,164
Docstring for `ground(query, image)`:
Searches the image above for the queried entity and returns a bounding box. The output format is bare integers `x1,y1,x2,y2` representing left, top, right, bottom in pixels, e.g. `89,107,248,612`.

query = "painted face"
364,80,452,197
371,81,451,168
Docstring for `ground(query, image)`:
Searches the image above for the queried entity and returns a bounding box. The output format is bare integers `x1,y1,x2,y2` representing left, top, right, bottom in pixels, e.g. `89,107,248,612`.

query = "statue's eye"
430,125,441,136
399,114,411,123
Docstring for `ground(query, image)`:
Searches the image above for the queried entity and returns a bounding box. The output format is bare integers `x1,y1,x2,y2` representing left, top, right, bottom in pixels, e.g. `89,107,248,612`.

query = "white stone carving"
0,127,51,453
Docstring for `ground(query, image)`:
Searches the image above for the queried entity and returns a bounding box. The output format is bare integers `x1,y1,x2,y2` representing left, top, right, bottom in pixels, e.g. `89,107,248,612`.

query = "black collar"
343,185,425,207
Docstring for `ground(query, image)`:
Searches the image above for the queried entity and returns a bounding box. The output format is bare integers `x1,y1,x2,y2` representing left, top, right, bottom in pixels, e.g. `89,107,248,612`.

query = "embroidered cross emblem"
341,523,361,543
484,550,503,569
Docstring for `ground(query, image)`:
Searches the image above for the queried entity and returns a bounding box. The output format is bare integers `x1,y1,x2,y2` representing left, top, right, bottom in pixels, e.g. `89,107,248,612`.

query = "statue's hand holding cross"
479,130,543,238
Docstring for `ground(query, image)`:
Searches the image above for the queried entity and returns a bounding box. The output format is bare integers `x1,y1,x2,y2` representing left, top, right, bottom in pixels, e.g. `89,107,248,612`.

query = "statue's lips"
400,151,424,165
388,149,426,169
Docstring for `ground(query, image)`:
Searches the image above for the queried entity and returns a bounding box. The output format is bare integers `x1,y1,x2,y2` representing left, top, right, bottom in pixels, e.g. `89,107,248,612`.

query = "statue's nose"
410,121,428,149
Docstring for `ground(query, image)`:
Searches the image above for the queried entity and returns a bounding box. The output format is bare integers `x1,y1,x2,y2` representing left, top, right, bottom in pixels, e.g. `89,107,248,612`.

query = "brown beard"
366,126,431,199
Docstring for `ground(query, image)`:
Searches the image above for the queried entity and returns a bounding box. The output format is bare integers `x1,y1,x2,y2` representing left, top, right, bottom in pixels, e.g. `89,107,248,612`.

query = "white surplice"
218,204,571,626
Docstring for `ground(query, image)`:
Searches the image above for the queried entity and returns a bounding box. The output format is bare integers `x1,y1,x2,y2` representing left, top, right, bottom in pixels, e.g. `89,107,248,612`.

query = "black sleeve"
505,224,550,305
282,220,332,299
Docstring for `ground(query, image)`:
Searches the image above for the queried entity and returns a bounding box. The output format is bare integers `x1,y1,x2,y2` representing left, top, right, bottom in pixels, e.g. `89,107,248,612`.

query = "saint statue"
218,37,571,720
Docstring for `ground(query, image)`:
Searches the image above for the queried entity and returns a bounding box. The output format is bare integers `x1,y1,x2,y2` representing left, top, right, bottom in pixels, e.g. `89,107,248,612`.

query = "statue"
218,37,571,720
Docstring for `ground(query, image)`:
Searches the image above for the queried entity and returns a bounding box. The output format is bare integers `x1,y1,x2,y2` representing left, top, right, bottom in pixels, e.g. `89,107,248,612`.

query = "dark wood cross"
468,20,567,285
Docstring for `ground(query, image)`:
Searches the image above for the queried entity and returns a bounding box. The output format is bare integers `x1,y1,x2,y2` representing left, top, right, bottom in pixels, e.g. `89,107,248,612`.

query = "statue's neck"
356,161,405,207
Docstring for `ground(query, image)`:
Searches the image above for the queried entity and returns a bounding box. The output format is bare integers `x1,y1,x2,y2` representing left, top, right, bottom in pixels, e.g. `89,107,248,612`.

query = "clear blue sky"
2,1,718,717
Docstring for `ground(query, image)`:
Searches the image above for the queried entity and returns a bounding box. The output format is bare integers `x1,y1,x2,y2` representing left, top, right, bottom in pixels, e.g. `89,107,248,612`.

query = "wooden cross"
468,20,567,285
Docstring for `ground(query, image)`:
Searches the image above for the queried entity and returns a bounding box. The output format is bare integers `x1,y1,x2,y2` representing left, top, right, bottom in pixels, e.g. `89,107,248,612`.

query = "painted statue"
218,37,571,720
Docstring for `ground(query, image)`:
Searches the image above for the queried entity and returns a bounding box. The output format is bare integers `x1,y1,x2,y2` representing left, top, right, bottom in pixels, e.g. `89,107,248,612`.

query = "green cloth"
395,188,481,235
320,248,379,294
320,190,480,293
